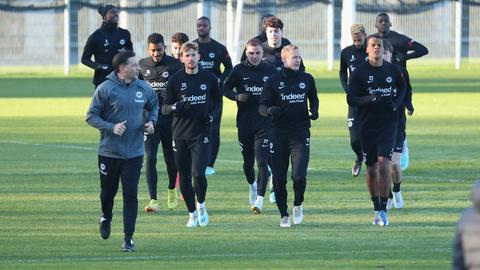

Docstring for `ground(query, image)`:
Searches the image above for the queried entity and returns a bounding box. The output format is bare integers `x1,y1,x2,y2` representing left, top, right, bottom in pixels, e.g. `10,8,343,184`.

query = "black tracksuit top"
260,68,319,131
81,23,133,86
163,69,221,140
347,61,406,131
223,61,277,129
339,44,368,92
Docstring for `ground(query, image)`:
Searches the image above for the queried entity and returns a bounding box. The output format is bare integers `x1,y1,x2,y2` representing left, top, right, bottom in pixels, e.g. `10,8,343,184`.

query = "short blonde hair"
281,44,299,59
180,41,199,56
350,24,366,34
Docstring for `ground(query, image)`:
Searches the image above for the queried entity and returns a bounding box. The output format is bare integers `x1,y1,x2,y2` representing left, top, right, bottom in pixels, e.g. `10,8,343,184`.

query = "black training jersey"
163,69,221,140
81,23,133,86
139,55,183,103
261,40,306,71
223,61,278,130
347,61,406,130
381,30,428,68
193,38,233,81
339,44,368,92
260,68,319,131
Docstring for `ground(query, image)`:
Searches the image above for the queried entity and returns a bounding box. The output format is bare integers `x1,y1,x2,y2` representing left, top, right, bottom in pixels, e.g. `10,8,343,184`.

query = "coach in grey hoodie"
86,50,158,252
452,181,480,270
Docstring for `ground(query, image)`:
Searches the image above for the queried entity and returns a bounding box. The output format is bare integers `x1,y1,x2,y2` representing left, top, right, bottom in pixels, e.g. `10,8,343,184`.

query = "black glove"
309,110,318,120
267,106,282,116
236,93,249,102
171,101,189,113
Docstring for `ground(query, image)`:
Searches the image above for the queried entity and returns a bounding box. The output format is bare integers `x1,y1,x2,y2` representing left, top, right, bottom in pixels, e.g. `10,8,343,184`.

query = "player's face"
376,15,391,33
148,43,165,62
351,33,366,49
266,27,282,46
245,45,263,66
196,19,211,38
282,48,301,70
366,38,384,61
383,50,392,63
171,42,183,59
123,57,140,80
181,49,200,70
104,8,119,24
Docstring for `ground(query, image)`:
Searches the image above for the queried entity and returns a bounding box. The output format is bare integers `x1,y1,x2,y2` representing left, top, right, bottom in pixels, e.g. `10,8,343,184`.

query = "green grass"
0,63,479,269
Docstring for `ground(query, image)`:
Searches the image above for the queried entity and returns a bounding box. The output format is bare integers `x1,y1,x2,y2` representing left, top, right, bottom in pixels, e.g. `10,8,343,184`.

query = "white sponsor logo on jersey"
281,92,305,103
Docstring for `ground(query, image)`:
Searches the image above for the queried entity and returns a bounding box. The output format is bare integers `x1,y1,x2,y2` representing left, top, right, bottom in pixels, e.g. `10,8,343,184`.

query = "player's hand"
113,120,127,136
98,64,110,70
407,109,414,116
267,106,282,116
309,110,319,120
236,93,249,102
144,121,154,135
171,101,189,113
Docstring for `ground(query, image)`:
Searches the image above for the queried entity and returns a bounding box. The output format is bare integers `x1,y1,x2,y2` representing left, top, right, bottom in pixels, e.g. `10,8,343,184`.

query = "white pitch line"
11,248,450,264
0,140,471,182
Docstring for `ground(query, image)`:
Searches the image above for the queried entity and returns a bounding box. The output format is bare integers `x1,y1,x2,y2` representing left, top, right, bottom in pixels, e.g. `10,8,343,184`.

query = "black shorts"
360,126,397,166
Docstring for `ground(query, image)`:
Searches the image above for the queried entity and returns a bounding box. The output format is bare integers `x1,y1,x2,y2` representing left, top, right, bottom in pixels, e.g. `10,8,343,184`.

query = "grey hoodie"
86,71,158,159
453,181,480,270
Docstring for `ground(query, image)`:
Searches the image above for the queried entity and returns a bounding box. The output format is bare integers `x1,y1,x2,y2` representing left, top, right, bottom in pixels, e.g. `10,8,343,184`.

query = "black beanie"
98,4,116,18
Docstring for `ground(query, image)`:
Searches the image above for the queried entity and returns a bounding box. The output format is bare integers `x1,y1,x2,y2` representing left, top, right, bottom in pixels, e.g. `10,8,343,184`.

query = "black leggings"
270,129,310,217
173,137,210,213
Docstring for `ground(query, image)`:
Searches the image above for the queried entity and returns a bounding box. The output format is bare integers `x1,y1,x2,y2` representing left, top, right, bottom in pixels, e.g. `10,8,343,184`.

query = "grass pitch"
0,62,478,269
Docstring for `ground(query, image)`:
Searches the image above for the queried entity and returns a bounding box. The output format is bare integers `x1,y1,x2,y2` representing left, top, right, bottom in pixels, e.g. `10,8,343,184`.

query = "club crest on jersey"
119,39,125,45
386,76,392,83
136,92,143,98
209,52,215,58
263,76,268,82
200,84,207,90
367,76,374,83
162,71,169,78
299,82,306,89
145,70,151,76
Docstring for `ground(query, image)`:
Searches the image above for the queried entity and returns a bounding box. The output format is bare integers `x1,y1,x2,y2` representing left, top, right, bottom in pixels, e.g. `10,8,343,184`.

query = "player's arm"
347,70,376,106
222,67,241,101
393,67,407,111
258,78,281,117
307,74,319,120
339,50,349,93
405,40,428,61
85,87,115,132
161,75,179,115
209,76,222,115
402,68,414,114
144,85,159,125
81,34,101,70
220,48,233,83
125,30,133,51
